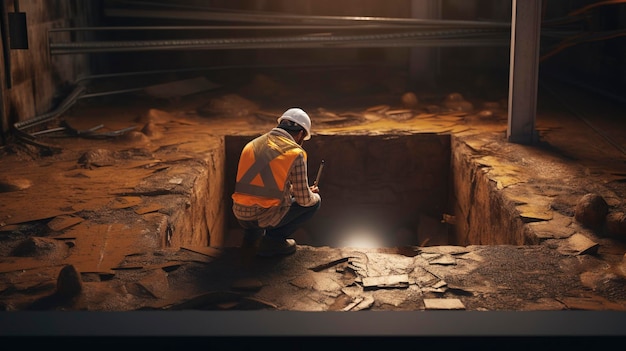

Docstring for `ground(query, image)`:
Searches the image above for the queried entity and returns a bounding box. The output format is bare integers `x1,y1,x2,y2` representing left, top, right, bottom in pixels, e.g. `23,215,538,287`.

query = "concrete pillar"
507,0,541,144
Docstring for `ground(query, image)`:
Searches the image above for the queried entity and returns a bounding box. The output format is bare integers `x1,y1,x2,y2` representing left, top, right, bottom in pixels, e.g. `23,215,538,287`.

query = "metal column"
507,0,542,144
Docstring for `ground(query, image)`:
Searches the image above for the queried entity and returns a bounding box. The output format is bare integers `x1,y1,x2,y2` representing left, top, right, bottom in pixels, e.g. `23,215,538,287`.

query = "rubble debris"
385,109,414,121
362,274,409,289
365,104,390,113
361,111,385,122
442,92,474,112
557,233,599,256
342,295,374,311
47,215,83,232
141,121,161,138
423,298,465,310
121,130,150,144
78,148,117,168
401,92,419,109
109,196,142,209
575,193,609,230
11,237,69,259
309,257,350,272
137,108,174,124
134,269,169,299
0,176,32,192
429,254,456,266
55,264,83,298
180,246,222,259
328,293,355,311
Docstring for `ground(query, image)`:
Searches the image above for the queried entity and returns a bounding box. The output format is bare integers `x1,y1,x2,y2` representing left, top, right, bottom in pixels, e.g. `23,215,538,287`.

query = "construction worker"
232,108,321,257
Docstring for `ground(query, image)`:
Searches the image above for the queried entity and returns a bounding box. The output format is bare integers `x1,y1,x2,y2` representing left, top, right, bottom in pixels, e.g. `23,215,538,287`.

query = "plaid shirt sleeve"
289,153,321,207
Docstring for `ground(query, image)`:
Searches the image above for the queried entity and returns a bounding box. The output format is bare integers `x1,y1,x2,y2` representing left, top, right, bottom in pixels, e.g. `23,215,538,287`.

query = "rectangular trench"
196,133,535,248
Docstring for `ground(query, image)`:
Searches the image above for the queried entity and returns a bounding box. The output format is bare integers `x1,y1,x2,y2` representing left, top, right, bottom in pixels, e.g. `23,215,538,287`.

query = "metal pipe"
49,28,509,55
13,85,86,130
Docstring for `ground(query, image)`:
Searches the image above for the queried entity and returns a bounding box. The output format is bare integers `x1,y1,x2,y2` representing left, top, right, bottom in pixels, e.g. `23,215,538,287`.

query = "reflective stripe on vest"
233,132,304,206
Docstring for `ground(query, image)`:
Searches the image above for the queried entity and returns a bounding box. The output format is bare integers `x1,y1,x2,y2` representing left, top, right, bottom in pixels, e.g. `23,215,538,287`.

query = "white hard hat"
277,108,312,140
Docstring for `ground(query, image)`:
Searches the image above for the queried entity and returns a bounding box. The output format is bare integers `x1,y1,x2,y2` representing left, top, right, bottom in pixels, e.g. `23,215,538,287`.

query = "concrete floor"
1,72,626,337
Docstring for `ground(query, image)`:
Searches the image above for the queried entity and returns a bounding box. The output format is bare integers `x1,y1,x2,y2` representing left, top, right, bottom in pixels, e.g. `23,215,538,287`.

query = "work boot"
257,237,296,257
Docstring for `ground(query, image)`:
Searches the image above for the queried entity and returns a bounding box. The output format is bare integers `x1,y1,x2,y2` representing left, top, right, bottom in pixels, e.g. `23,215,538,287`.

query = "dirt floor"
1,69,626,325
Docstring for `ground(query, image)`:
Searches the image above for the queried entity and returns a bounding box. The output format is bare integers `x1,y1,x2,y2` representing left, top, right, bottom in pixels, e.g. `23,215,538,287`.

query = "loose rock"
574,193,609,230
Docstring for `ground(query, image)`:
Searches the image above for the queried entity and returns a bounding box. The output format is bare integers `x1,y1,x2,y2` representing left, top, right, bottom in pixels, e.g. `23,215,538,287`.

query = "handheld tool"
313,160,325,187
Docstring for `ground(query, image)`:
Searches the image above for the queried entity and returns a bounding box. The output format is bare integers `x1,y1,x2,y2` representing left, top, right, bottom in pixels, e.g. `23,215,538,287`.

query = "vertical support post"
507,0,542,144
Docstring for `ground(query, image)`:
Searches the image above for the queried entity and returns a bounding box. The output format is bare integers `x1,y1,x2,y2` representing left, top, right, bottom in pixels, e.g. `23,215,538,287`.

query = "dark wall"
2,1,624,145
0,0,99,142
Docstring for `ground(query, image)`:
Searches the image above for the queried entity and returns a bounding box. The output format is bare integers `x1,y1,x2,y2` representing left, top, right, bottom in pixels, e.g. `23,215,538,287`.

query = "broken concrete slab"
557,233,600,256
423,298,465,310
47,215,84,232
362,274,409,289
180,246,222,259
135,269,169,299
429,254,456,265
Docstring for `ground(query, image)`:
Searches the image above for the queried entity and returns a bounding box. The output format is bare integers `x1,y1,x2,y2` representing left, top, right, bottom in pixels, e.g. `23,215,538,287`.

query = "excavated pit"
213,133,533,249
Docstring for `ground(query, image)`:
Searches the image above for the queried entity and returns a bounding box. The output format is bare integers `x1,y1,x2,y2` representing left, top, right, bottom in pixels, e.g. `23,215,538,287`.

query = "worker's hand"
310,185,319,193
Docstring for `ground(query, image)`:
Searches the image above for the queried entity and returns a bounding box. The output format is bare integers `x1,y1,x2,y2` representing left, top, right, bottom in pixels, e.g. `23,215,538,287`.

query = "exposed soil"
1,70,626,315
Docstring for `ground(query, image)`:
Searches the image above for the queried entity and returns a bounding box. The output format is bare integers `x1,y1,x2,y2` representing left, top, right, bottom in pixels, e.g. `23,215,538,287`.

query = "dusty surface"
1,70,626,318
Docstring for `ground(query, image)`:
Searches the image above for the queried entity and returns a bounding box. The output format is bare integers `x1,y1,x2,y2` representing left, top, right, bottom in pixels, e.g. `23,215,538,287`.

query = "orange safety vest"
232,131,306,208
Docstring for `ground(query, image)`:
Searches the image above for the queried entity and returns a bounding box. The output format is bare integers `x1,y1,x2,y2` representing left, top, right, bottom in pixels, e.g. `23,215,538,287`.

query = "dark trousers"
238,201,321,242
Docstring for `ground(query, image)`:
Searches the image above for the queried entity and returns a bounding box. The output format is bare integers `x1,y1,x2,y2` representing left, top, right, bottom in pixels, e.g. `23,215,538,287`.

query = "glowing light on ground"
338,227,384,248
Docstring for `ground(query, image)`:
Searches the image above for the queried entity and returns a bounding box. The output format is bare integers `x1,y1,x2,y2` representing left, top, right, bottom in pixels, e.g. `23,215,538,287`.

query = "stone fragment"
528,214,575,239
429,254,456,265
557,233,599,256
141,121,162,138
11,237,68,258
442,92,473,112
350,296,374,311
47,215,84,232
122,131,150,143
0,176,32,192
574,193,608,230
136,269,169,299
401,92,419,109
56,265,83,298
423,298,465,310
141,108,174,124
362,274,409,289
78,148,116,168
